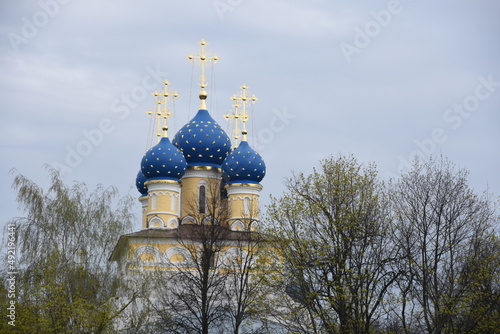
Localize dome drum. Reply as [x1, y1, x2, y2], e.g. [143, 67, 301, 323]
[226, 183, 262, 196]
[145, 179, 182, 192]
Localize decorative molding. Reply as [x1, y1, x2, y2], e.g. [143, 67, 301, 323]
[170, 193, 177, 211]
[182, 168, 221, 180]
[147, 182, 181, 192]
[151, 193, 157, 211]
[148, 191, 180, 197]
[139, 197, 148, 207]
[149, 216, 164, 229]
[227, 185, 261, 196]
[243, 196, 250, 215]
[145, 179, 180, 185]
[228, 195, 258, 202]
[166, 218, 179, 229]
[165, 246, 192, 265]
[230, 220, 246, 231]
[227, 182, 262, 189]
[249, 220, 259, 231]
[220, 247, 249, 268]
[133, 245, 163, 263]
[189, 166, 222, 172]
[147, 210, 178, 216]
[181, 216, 197, 225]
[202, 215, 218, 225]
[228, 217, 260, 224]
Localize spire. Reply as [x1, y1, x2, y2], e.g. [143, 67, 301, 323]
[225, 84, 257, 148]
[148, 80, 178, 141]
[187, 39, 219, 110]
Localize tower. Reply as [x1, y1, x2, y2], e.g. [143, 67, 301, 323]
[172, 39, 231, 223]
[222, 84, 265, 231]
[137, 81, 186, 229]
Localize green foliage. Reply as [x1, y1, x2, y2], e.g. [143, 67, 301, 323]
[265, 155, 399, 334]
[1, 167, 135, 333]
[265, 155, 500, 334]
[3, 156, 496, 334]
[457, 234, 500, 333]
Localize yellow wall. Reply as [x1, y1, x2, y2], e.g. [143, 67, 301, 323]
[227, 194, 260, 220]
[144, 180, 181, 228]
[179, 176, 200, 218]
[179, 168, 223, 221]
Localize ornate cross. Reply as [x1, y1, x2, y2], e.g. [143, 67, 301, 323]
[187, 39, 219, 109]
[148, 80, 179, 140]
[225, 84, 258, 147]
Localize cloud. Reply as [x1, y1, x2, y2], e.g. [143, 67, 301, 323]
[0, 0, 498, 229]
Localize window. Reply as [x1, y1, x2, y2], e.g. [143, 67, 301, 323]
[199, 185, 206, 214]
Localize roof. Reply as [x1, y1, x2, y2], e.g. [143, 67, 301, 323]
[172, 109, 231, 167]
[109, 224, 261, 261]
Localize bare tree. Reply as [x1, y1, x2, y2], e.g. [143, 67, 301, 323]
[150, 180, 229, 333]
[220, 219, 274, 334]
[389, 157, 499, 333]
[149, 179, 272, 334]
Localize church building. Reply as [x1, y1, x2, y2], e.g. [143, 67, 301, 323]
[110, 39, 267, 284]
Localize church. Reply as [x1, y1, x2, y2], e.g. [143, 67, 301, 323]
[108, 41, 277, 332]
[110, 39, 266, 272]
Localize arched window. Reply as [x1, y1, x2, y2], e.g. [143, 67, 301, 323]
[199, 185, 206, 214]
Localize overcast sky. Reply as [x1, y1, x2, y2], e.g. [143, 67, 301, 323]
[1, 0, 499, 229]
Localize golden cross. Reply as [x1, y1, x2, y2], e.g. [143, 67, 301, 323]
[148, 80, 179, 140]
[224, 98, 242, 149]
[231, 84, 258, 144]
[225, 84, 258, 147]
[187, 39, 219, 109]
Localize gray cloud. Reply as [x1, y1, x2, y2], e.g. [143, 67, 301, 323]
[1, 0, 499, 226]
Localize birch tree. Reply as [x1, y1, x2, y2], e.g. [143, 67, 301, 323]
[1, 167, 135, 333]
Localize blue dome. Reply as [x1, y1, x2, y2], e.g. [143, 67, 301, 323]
[222, 140, 266, 184]
[172, 109, 231, 167]
[135, 170, 148, 196]
[141, 137, 187, 181]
